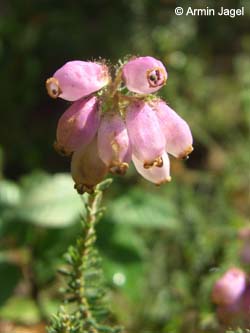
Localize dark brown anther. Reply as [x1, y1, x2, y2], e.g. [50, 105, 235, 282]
[155, 176, 172, 186]
[143, 156, 163, 169]
[143, 161, 154, 169]
[154, 156, 163, 167]
[147, 67, 167, 88]
[109, 162, 129, 175]
[74, 183, 94, 195]
[178, 145, 194, 160]
[53, 141, 72, 157]
[149, 74, 157, 82]
[46, 77, 62, 99]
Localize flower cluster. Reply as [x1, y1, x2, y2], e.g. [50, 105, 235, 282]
[212, 268, 246, 306]
[46, 56, 193, 193]
[212, 267, 250, 328]
[211, 228, 250, 328]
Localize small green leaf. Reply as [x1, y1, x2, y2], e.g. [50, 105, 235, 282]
[96, 178, 113, 191]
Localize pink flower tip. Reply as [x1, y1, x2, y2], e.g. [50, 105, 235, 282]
[46, 60, 110, 101]
[122, 56, 167, 94]
[132, 152, 171, 185]
[212, 268, 246, 306]
[152, 100, 193, 159]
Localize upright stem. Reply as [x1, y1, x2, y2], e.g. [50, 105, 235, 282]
[76, 193, 99, 333]
[47, 180, 121, 333]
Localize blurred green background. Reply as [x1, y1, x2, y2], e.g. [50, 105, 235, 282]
[0, 0, 250, 332]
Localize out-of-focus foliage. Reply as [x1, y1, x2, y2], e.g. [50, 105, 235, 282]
[227, 330, 250, 333]
[1, 173, 83, 227]
[0, 0, 250, 332]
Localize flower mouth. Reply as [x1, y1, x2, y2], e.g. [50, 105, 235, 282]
[147, 67, 167, 88]
[74, 183, 94, 194]
[53, 141, 73, 157]
[143, 156, 163, 169]
[109, 162, 129, 175]
[178, 145, 194, 159]
[155, 176, 172, 186]
[46, 77, 62, 98]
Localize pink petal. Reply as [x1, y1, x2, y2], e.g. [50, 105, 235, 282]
[122, 56, 167, 94]
[212, 268, 246, 306]
[46, 61, 110, 101]
[71, 137, 108, 194]
[126, 101, 166, 168]
[153, 100, 193, 158]
[97, 113, 132, 175]
[132, 153, 171, 185]
[55, 96, 100, 156]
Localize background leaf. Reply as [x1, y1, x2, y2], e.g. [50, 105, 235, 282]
[14, 173, 83, 227]
[108, 188, 178, 229]
[0, 262, 22, 306]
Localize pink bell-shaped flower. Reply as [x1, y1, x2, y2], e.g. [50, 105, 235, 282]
[212, 268, 246, 306]
[132, 152, 171, 185]
[55, 96, 100, 156]
[122, 56, 167, 94]
[126, 101, 166, 168]
[97, 113, 132, 175]
[46, 60, 110, 101]
[71, 137, 108, 194]
[152, 100, 193, 159]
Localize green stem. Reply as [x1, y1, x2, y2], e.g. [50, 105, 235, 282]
[47, 179, 121, 333]
[76, 193, 99, 333]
